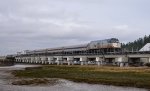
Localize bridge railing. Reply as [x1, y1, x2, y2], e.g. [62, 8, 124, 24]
[14, 50, 150, 57]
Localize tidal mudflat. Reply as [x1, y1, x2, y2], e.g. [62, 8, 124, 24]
[0, 65, 148, 91]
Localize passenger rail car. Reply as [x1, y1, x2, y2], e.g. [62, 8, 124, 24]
[23, 38, 121, 55]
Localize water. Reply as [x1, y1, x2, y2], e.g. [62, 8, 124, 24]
[0, 64, 148, 91]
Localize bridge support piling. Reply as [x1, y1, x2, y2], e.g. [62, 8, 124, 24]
[119, 62, 124, 67]
[96, 57, 103, 66]
[31, 57, 35, 64]
[67, 57, 74, 65]
[80, 57, 87, 65]
[48, 57, 53, 64]
[56, 57, 63, 65]
[41, 56, 46, 64]
[115, 56, 128, 67]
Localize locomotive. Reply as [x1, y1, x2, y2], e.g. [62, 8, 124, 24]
[24, 38, 121, 54]
[88, 38, 121, 49]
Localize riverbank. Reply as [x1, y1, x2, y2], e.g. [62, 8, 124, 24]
[12, 65, 150, 89]
[0, 59, 14, 66]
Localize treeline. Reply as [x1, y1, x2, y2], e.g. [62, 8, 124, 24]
[122, 35, 150, 51]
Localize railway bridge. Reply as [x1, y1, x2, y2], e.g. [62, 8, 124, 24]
[15, 51, 150, 67]
[5, 38, 150, 67]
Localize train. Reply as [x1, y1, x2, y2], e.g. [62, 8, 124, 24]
[24, 38, 121, 54]
[88, 38, 120, 49]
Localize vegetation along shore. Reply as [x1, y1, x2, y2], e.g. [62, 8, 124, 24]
[12, 65, 150, 89]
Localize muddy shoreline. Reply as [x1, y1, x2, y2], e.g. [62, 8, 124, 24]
[0, 65, 148, 91]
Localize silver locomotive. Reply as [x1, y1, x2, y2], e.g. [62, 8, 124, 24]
[88, 38, 121, 49]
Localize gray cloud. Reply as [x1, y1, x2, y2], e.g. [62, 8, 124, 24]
[0, 0, 150, 55]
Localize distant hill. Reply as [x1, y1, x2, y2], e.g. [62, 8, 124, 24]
[122, 35, 150, 51]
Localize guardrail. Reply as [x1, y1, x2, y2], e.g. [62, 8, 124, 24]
[14, 51, 150, 57]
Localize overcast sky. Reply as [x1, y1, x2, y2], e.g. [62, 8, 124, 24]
[0, 0, 150, 55]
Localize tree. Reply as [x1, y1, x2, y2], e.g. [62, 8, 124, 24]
[122, 35, 150, 51]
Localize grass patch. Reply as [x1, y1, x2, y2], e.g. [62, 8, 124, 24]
[12, 65, 150, 89]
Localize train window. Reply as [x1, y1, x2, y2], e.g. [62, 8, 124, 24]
[110, 38, 119, 43]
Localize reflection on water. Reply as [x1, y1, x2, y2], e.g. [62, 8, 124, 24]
[0, 64, 148, 91]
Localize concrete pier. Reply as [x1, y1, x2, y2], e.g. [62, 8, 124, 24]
[96, 57, 103, 66]
[14, 53, 150, 67]
[67, 57, 74, 65]
[56, 57, 63, 65]
[80, 57, 87, 65]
